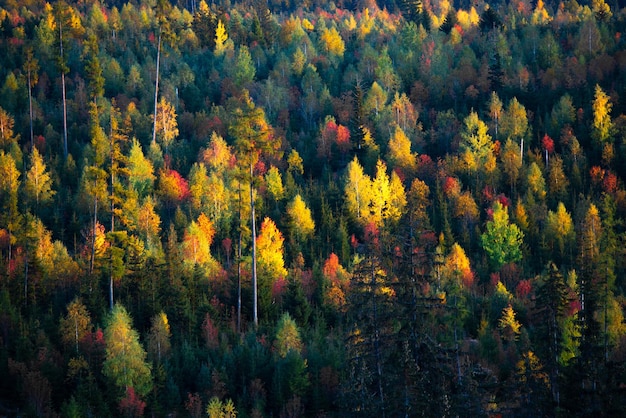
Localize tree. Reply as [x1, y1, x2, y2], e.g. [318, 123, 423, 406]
[103, 304, 152, 397]
[273, 312, 303, 358]
[386, 125, 417, 175]
[229, 92, 278, 327]
[286, 194, 315, 242]
[59, 298, 92, 354]
[546, 202, 575, 259]
[501, 139, 522, 193]
[459, 111, 495, 188]
[53, 1, 81, 158]
[147, 311, 171, 364]
[232, 45, 256, 88]
[154, 97, 179, 154]
[0, 106, 18, 150]
[127, 139, 155, 199]
[24, 147, 55, 211]
[320, 27, 345, 59]
[151, 0, 174, 146]
[481, 201, 524, 271]
[214, 19, 228, 56]
[591, 84, 613, 146]
[257, 217, 287, 318]
[0, 151, 21, 271]
[23, 47, 39, 148]
[487, 91, 503, 139]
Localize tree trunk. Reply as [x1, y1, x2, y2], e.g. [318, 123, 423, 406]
[28, 70, 34, 149]
[250, 162, 258, 327]
[152, 32, 161, 145]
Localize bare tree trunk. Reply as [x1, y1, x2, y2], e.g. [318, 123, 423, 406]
[59, 17, 68, 158]
[28, 70, 34, 149]
[237, 186, 242, 333]
[250, 162, 258, 328]
[152, 32, 162, 145]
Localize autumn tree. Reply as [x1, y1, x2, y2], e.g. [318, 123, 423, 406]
[59, 297, 92, 354]
[0, 151, 21, 270]
[229, 92, 278, 327]
[53, 1, 84, 158]
[286, 194, 315, 244]
[23, 47, 39, 148]
[256, 217, 287, 318]
[546, 202, 575, 261]
[591, 84, 614, 160]
[103, 304, 152, 398]
[481, 201, 524, 271]
[24, 147, 55, 212]
[154, 97, 179, 155]
[459, 111, 495, 190]
[386, 125, 417, 176]
[147, 311, 171, 363]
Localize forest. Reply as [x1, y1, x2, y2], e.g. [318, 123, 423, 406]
[0, 0, 625, 416]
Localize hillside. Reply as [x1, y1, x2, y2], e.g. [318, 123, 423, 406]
[0, 0, 625, 416]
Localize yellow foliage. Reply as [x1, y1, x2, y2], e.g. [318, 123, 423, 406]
[287, 194, 315, 239]
[257, 217, 288, 279]
[320, 27, 345, 57]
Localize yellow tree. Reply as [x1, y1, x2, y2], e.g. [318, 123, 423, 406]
[147, 311, 171, 363]
[501, 138, 522, 193]
[59, 297, 92, 354]
[591, 84, 613, 149]
[103, 304, 152, 397]
[154, 97, 179, 154]
[214, 19, 228, 56]
[320, 27, 345, 58]
[24, 147, 55, 210]
[182, 213, 216, 268]
[286, 194, 315, 242]
[127, 138, 155, 199]
[386, 125, 417, 175]
[546, 202, 575, 259]
[229, 92, 278, 327]
[344, 156, 371, 223]
[460, 111, 495, 189]
[257, 217, 287, 318]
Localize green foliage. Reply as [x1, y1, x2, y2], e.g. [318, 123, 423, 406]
[481, 202, 524, 271]
[1, 1, 626, 416]
[103, 304, 152, 397]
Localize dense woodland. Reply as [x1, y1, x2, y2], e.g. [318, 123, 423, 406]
[0, 0, 626, 416]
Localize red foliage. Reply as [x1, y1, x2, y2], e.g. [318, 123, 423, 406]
[323, 253, 340, 282]
[443, 176, 460, 197]
[161, 169, 190, 203]
[254, 160, 267, 176]
[202, 313, 219, 349]
[490, 272, 501, 287]
[350, 234, 359, 249]
[363, 222, 379, 249]
[462, 270, 475, 289]
[185, 392, 204, 418]
[271, 277, 288, 302]
[590, 166, 606, 186]
[80, 328, 106, 365]
[416, 154, 436, 183]
[603, 171, 618, 194]
[568, 298, 581, 316]
[496, 194, 510, 207]
[119, 386, 146, 417]
[515, 279, 532, 299]
[541, 134, 555, 154]
[482, 185, 495, 203]
[335, 124, 351, 154]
